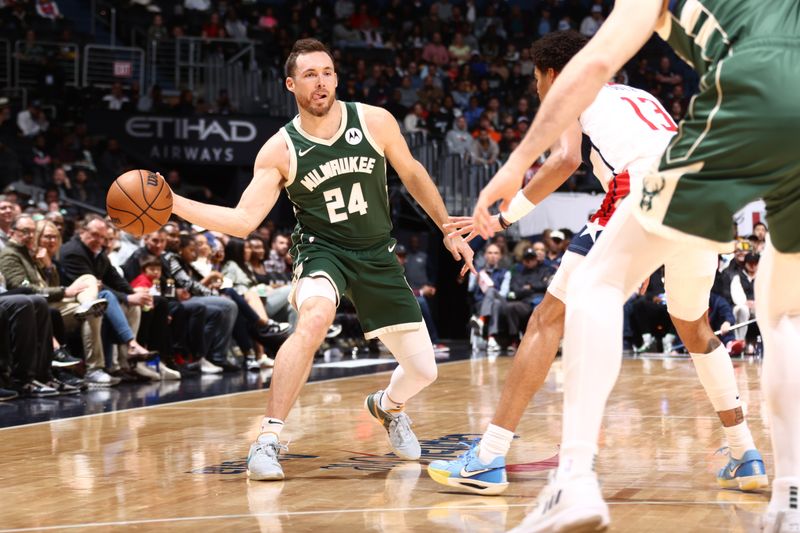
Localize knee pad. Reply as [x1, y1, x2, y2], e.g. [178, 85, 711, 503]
[664, 249, 717, 321]
[292, 275, 339, 311]
[380, 326, 437, 384]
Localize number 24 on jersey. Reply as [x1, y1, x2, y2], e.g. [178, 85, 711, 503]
[324, 182, 369, 223]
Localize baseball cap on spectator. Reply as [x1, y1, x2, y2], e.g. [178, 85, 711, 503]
[395, 244, 407, 256]
[517, 116, 530, 123]
[522, 247, 537, 259]
[550, 230, 565, 242]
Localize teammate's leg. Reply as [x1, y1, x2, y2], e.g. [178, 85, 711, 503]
[664, 250, 766, 491]
[248, 276, 336, 481]
[427, 252, 581, 494]
[365, 326, 437, 460]
[756, 239, 800, 531]
[511, 198, 679, 532]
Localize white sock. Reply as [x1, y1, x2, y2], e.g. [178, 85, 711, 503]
[723, 421, 756, 460]
[380, 391, 404, 411]
[258, 417, 284, 442]
[690, 345, 742, 412]
[769, 477, 800, 512]
[478, 423, 515, 463]
[557, 441, 597, 479]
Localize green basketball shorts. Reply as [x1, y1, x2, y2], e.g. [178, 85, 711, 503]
[630, 38, 800, 253]
[289, 232, 423, 339]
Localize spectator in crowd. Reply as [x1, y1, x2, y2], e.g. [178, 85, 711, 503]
[543, 229, 566, 269]
[0, 197, 16, 250]
[122, 229, 167, 281]
[422, 32, 450, 66]
[225, 9, 247, 40]
[708, 292, 736, 351]
[103, 82, 130, 111]
[17, 101, 49, 138]
[0, 291, 68, 397]
[654, 55, 683, 100]
[396, 244, 448, 354]
[164, 233, 238, 373]
[579, 5, 604, 37]
[69, 168, 103, 208]
[147, 14, 168, 42]
[61, 216, 156, 385]
[449, 32, 471, 65]
[403, 102, 428, 135]
[446, 115, 473, 158]
[264, 232, 291, 275]
[752, 221, 768, 252]
[202, 12, 226, 39]
[502, 247, 555, 342]
[716, 239, 750, 303]
[730, 251, 759, 343]
[470, 128, 499, 165]
[468, 243, 510, 353]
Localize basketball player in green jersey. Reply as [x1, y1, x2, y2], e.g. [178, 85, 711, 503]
[463, 1, 800, 531]
[168, 39, 475, 481]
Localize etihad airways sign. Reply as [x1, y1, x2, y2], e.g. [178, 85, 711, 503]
[88, 112, 284, 166]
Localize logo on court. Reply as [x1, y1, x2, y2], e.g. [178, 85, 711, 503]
[640, 176, 665, 212]
[345, 128, 363, 145]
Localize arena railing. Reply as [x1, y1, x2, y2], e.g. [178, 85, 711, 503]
[13, 40, 79, 88]
[83, 44, 145, 89]
[174, 36, 257, 93]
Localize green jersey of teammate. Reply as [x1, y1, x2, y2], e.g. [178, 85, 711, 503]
[280, 101, 392, 250]
[663, 0, 800, 77]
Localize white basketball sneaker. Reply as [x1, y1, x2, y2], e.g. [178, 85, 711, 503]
[763, 481, 800, 532]
[364, 390, 421, 460]
[247, 434, 288, 481]
[508, 471, 610, 533]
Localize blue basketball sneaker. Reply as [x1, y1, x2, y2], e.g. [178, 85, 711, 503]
[717, 448, 769, 491]
[427, 441, 508, 495]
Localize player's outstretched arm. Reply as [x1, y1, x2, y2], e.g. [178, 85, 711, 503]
[455, 121, 582, 239]
[171, 134, 287, 238]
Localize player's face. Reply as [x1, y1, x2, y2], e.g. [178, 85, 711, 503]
[288, 52, 338, 118]
[533, 67, 555, 101]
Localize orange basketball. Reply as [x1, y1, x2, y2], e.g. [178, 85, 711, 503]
[106, 169, 173, 237]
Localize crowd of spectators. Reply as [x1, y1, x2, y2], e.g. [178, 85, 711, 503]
[464, 220, 768, 357]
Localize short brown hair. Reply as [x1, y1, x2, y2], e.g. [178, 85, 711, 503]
[139, 253, 162, 270]
[284, 38, 334, 78]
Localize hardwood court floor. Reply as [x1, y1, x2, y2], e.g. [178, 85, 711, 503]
[0, 355, 770, 532]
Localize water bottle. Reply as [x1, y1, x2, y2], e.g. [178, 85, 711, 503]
[165, 278, 176, 298]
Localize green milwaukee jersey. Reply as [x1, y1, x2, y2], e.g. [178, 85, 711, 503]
[280, 101, 392, 250]
[662, 0, 800, 78]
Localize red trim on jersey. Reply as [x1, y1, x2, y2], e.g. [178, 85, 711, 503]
[590, 171, 630, 226]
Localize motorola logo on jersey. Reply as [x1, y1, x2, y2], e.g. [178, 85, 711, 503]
[345, 128, 363, 145]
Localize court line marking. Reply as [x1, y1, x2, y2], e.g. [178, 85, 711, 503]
[0, 359, 466, 432]
[148, 405, 766, 421]
[0, 500, 765, 532]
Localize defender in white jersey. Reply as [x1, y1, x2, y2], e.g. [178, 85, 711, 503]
[429, 31, 765, 501]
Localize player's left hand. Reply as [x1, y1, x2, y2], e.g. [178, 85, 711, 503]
[444, 214, 503, 243]
[443, 234, 476, 277]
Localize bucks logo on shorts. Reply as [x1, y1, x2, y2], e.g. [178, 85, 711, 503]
[280, 101, 392, 250]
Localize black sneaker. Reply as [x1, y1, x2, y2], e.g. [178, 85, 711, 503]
[209, 359, 242, 373]
[52, 346, 82, 368]
[55, 371, 88, 392]
[0, 387, 19, 401]
[47, 377, 81, 395]
[21, 380, 59, 398]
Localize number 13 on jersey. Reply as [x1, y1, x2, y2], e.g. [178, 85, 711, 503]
[324, 182, 369, 223]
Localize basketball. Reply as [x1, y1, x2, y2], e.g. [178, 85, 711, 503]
[106, 169, 173, 237]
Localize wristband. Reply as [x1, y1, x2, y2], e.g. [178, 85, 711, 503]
[500, 190, 536, 223]
[498, 213, 511, 230]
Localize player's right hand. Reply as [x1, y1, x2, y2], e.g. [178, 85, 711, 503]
[444, 215, 503, 243]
